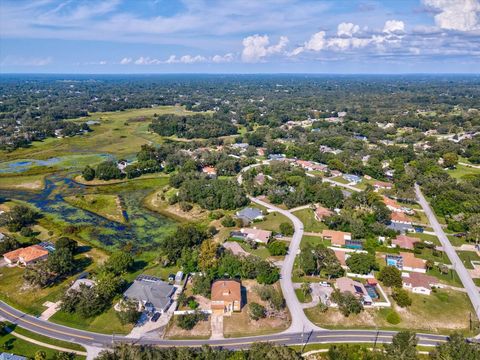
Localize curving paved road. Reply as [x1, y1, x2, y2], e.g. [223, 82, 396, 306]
[247, 195, 321, 333]
[0, 300, 451, 349]
[415, 184, 480, 320]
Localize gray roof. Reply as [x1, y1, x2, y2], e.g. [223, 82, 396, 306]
[236, 207, 263, 221]
[0, 354, 27, 360]
[124, 276, 174, 311]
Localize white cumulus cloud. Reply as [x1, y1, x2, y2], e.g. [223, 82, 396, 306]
[134, 56, 161, 65]
[423, 0, 480, 32]
[337, 22, 360, 36]
[119, 57, 132, 65]
[212, 53, 234, 63]
[241, 34, 289, 62]
[383, 20, 405, 33]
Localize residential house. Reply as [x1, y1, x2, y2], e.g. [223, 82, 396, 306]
[202, 166, 217, 178]
[0, 354, 27, 360]
[335, 277, 372, 305]
[268, 153, 287, 161]
[235, 207, 264, 224]
[68, 278, 96, 293]
[383, 196, 403, 212]
[330, 170, 342, 177]
[343, 174, 362, 184]
[373, 181, 393, 190]
[402, 272, 439, 295]
[392, 235, 420, 250]
[322, 230, 352, 247]
[3, 245, 49, 266]
[233, 228, 272, 244]
[210, 279, 242, 315]
[314, 206, 333, 221]
[386, 252, 426, 273]
[123, 275, 175, 313]
[390, 212, 413, 225]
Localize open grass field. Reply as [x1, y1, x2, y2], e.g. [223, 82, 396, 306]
[253, 210, 291, 233]
[0, 173, 45, 190]
[305, 289, 474, 335]
[292, 208, 327, 233]
[446, 163, 480, 180]
[0, 106, 196, 163]
[64, 194, 125, 223]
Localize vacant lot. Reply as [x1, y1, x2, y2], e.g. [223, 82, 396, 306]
[0, 106, 196, 162]
[223, 280, 290, 337]
[305, 289, 473, 334]
[293, 208, 327, 233]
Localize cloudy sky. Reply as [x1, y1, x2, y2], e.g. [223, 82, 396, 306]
[0, 0, 479, 73]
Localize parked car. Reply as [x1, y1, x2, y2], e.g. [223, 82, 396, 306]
[320, 281, 330, 287]
[453, 233, 466, 238]
[151, 312, 161, 322]
[414, 227, 424, 233]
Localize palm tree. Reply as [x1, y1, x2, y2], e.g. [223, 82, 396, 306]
[301, 282, 311, 297]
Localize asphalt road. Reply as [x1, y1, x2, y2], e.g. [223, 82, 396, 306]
[247, 195, 320, 333]
[415, 183, 480, 320]
[0, 300, 451, 349]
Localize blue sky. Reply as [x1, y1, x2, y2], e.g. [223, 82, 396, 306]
[0, 0, 479, 73]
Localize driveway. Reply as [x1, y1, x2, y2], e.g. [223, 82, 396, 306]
[210, 314, 224, 340]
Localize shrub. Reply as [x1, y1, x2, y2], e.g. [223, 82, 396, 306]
[268, 241, 288, 256]
[279, 222, 294, 236]
[179, 202, 193, 212]
[176, 312, 206, 330]
[386, 311, 401, 324]
[249, 302, 266, 321]
[221, 215, 236, 227]
[392, 287, 412, 307]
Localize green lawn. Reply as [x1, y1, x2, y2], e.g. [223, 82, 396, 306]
[301, 235, 331, 248]
[49, 307, 133, 335]
[253, 210, 292, 233]
[6, 323, 86, 352]
[445, 164, 480, 180]
[238, 241, 271, 259]
[292, 208, 327, 233]
[457, 251, 480, 270]
[0, 332, 85, 359]
[295, 288, 312, 303]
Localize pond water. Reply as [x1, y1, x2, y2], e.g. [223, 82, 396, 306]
[0, 154, 114, 174]
[0, 174, 176, 249]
